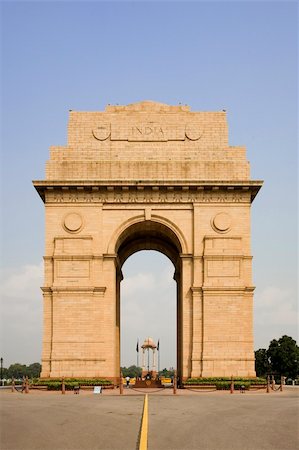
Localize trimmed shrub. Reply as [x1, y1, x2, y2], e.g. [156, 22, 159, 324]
[32, 378, 113, 390]
[183, 377, 266, 389]
[214, 381, 251, 390]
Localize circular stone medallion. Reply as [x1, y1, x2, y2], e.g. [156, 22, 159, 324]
[185, 123, 203, 141]
[92, 123, 111, 141]
[212, 212, 231, 232]
[64, 213, 83, 233]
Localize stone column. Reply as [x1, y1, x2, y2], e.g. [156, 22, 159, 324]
[142, 349, 146, 372]
[40, 287, 53, 378]
[152, 349, 156, 372]
[180, 255, 193, 380]
[191, 287, 203, 377]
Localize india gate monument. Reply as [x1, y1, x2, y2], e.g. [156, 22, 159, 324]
[33, 101, 262, 381]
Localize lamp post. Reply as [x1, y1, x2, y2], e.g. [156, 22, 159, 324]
[0, 357, 3, 386]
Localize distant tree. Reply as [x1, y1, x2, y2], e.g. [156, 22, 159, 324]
[255, 349, 271, 377]
[6, 362, 41, 379]
[7, 364, 27, 379]
[27, 363, 41, 378]
[121, 365, 142, 378]
[1, 368, 9, 379]
[158, 368, 175, 378]
[267, 335, 299, 379]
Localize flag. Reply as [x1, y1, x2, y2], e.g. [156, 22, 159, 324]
[157, 340, 160, 351]
[136, 339, 139, 352]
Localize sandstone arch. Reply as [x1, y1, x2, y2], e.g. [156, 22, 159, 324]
[34, 101, 262, 381]
[107, 214, 188, 259]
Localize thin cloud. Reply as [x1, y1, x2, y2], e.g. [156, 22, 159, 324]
[0, 262, 43, 365]
[254, 286, 297, 326]
[0, 262, 43, 300]
[122, 272, 156, 297]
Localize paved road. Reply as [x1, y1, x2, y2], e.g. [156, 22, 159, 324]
[1, 393, 143, 450]
[1, 388, 298, 450]
[148, 391, 299, 450]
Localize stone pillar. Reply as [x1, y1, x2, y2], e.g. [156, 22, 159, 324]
[40, 287, 53, 378]
[152, 349, 156, 372]
[180, 255, 193, 380]
[191, 287, 203, 377]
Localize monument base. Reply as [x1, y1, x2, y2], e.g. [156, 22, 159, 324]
[134, 379, 163, 388]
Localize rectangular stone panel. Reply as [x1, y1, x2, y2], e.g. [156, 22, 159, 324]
[63, 238, 92, 255]
[54, 237, 92, 255]
[204, 237, 242, 255]
[57, 260, 90, 278]
[207, 259, 240, 277]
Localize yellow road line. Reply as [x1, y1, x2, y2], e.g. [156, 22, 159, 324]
[139, 394, 148, 450]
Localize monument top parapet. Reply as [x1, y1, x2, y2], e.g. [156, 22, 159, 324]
[41, 101, 256, 183]
[66, 101, 228, 145]
[105, 100, 191, 113]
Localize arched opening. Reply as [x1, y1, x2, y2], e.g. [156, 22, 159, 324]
[121, 251, 176, 373]
[114, 220, 183, 379]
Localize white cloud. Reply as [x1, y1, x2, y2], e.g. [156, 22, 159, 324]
[0, 262, 43, 366]
[122, 272, 156, 297]
[254, 285, 298, 326]
[0, 262, 43, 300]
[254, 285, 298, 349]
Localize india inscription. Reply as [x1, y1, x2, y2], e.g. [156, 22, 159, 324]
[92, 121, 203, 141]
[34, 100, 263, 381]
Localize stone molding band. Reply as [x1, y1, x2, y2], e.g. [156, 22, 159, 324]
[34, 181, 262, 203]
[42, 358, 106, 362]
[41, 286, 107, 294]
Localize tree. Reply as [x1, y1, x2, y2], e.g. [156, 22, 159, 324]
[6, 362, 41, 379]
[255, 349, 271, 377]
[267, 335, 299, 379]
[7, 364, 27, 379]
[1, 367, 8, 379]
[158, 368, 175, 378]
[27, 363, 41, 378]
[121, 365, 142, 378]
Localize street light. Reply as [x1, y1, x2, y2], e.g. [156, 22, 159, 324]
[0, 357, 3, 386]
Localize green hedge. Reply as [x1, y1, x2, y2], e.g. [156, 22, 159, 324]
[32, 378, 113, 390]
[183, 377, 267, 389]
[214, 381, 251, 390]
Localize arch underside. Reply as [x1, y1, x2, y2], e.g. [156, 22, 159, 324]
[116, 220, 182, 271]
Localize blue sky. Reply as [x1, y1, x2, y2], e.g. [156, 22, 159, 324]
[0, 1, 297, 368]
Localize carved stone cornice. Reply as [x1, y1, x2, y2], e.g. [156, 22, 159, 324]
[33, 181, 262, 204]
[33, 180, 263, 204]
